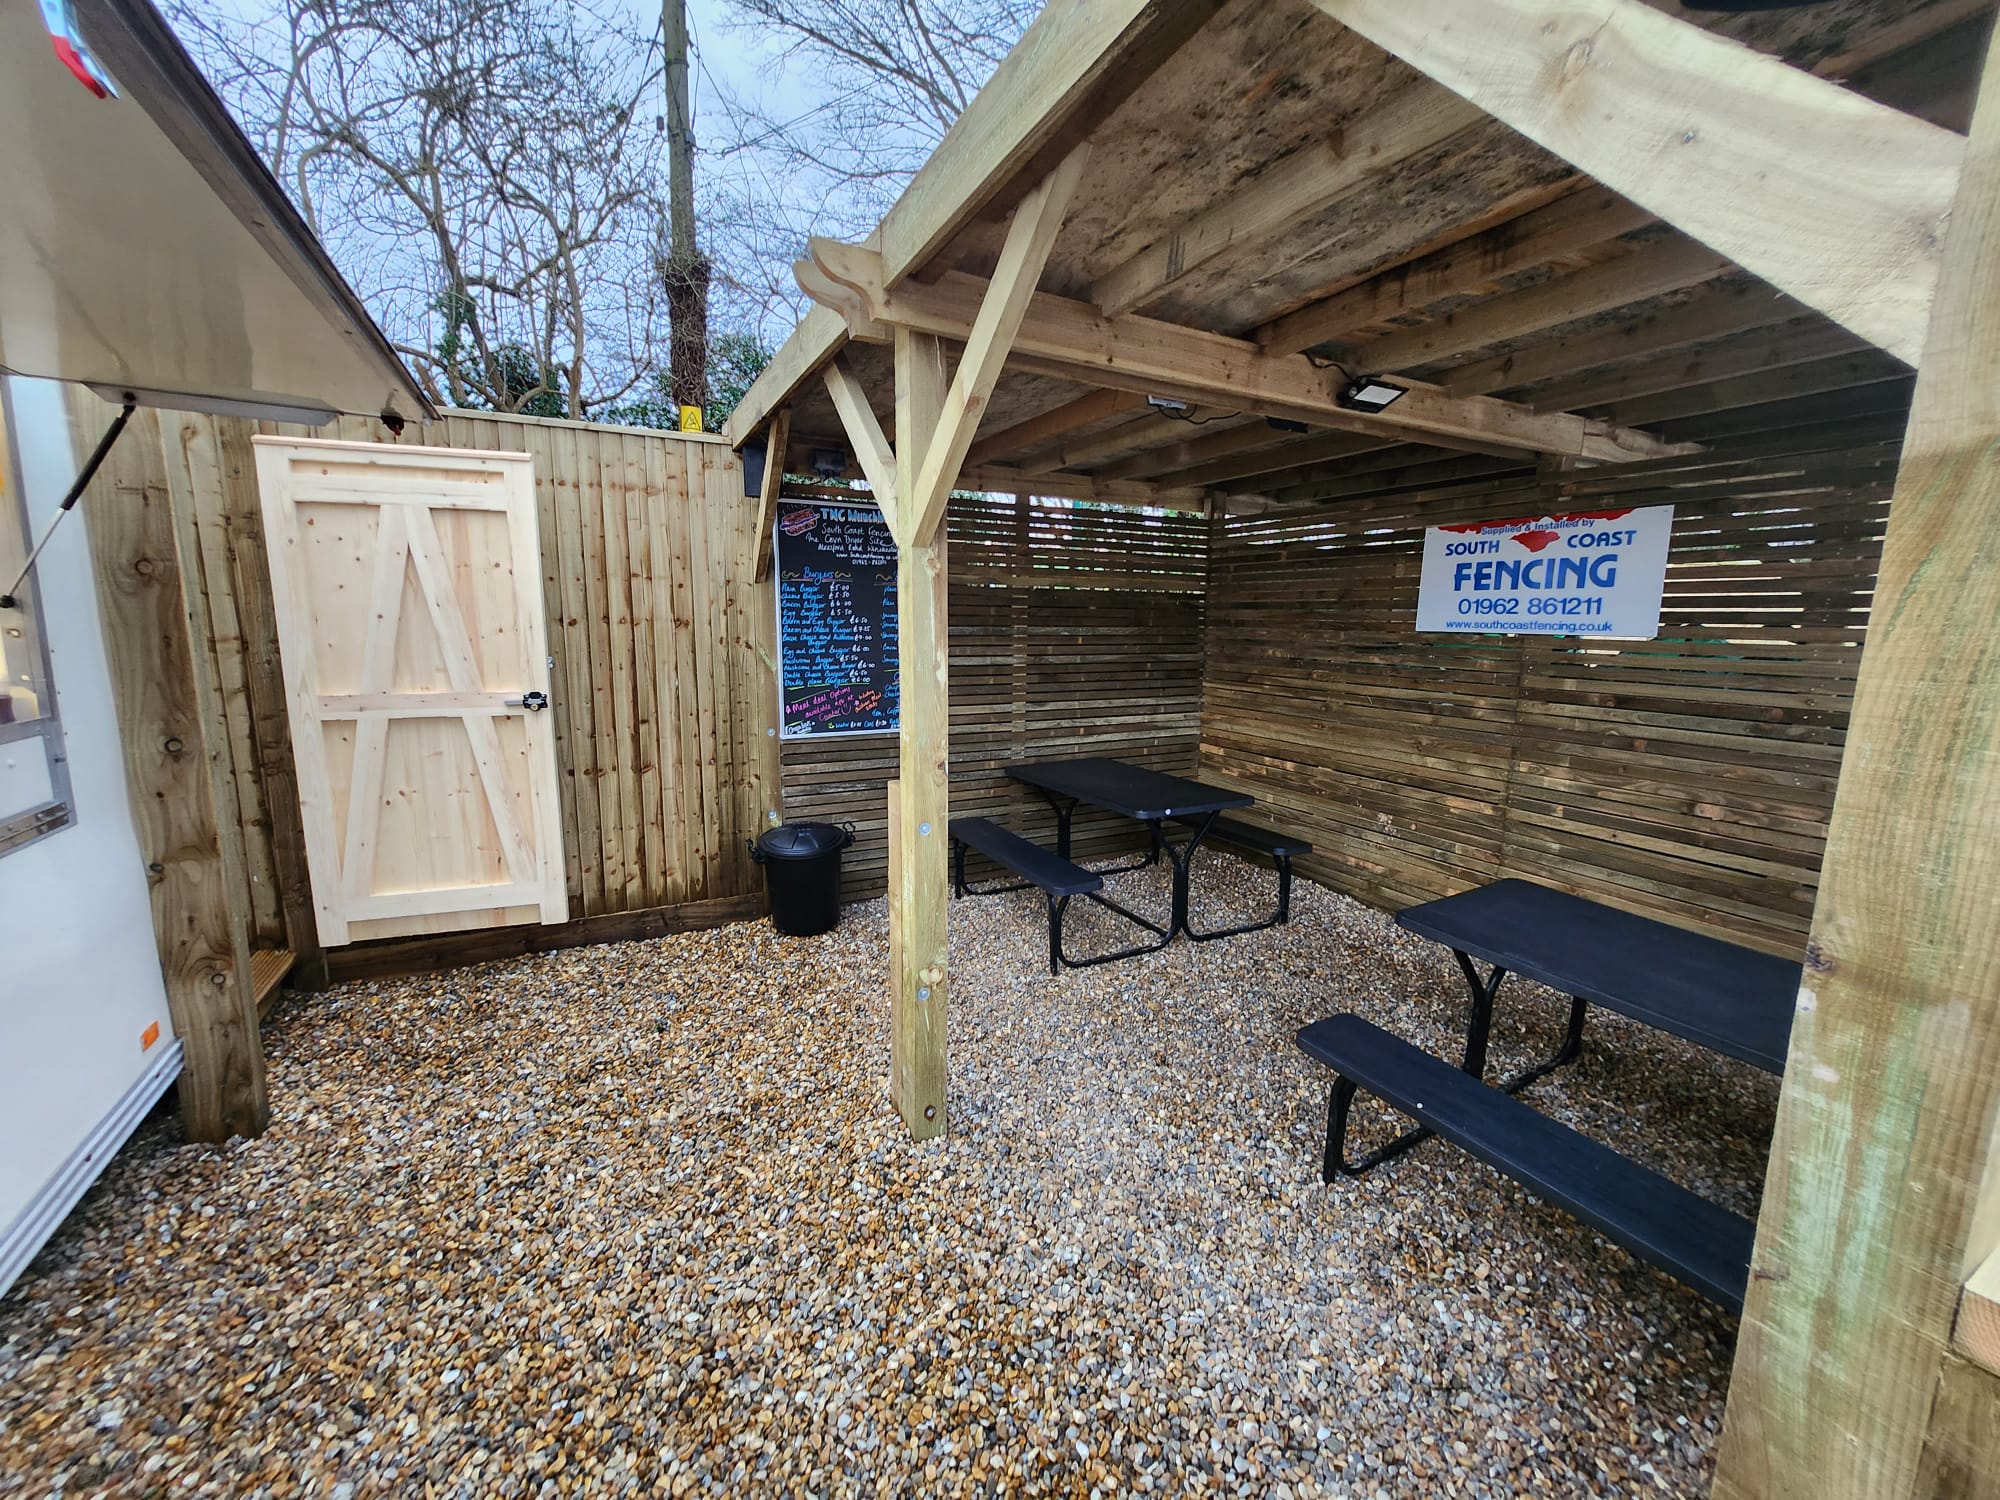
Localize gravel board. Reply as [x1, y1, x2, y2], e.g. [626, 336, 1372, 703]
[0, 853, 1776, 1497]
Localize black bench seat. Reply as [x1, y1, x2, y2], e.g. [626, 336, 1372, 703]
[949, 817, 1170, 972]
[1297, 1013, 1755, 1311]
[948, 816, 1102, 898]
[1164, 815, 1313, 939]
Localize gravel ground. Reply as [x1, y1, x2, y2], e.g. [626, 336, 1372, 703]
[0, 853, 1776, 1498]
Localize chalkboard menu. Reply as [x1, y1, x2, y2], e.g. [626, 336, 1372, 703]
[774, 500, 898, 738]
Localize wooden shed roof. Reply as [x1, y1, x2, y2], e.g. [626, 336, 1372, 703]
[726, 0, 1987, 512]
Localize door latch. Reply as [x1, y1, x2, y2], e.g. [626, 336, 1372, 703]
[506, 690, 550, 712]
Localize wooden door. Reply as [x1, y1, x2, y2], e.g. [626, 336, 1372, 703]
[252, 436, 567, 946]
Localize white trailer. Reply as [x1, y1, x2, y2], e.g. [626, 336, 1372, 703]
[0, 0, 429, 1292]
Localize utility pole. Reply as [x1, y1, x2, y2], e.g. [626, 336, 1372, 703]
[663, 0, 711, 427]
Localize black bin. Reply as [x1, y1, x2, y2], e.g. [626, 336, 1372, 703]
[751, 822, 854, 936]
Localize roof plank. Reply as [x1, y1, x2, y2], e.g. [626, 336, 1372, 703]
[1314, 0, 1963, 364]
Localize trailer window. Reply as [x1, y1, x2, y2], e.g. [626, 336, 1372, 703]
[0, 385, 73, 857]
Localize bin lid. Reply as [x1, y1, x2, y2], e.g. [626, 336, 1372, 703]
[756, 821, 851, 859]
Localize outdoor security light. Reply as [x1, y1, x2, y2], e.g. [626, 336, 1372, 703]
[811, 447, 848, 478]
[1335, 377, 1407, 414]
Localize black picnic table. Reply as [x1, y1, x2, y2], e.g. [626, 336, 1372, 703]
[1298, 880, 1802, 1307]
[1396, 878, 1802, 1087]
[1007, 757, 1251, 940]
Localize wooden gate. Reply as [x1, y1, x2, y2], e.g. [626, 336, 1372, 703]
[252, 436, 567, 946]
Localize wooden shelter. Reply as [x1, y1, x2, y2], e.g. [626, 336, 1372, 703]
[720, 1, 2000, 1493]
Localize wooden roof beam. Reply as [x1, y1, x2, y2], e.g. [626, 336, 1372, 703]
[1147, 430, 1398, 490]
[1093, 417, 1341, 482]
[1089, 83, 1485, 316]
[962, 388, 1147, 468]
[958, 466, 1209, 508]
[1022, 409, 1248, 474]
[1442, 278, 1811, 399]
[722, 302, 855, 450]
[878, 0, 1222, 289]
[1255, 183, 1654, 357]
[1349, 233, 1735, 376]
[797, 239, 1694, 465]
[1519, 319, 1872, 417]
[1313, 0, 1964, 365]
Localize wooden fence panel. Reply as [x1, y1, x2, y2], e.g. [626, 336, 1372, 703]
[82, 382, 1892, 967]
[1202, 438, 1898, 955]
[781, 492, 1211, 903]
[74, 396, 774, 967]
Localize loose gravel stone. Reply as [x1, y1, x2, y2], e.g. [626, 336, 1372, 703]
[0, 853, 1772, 1497]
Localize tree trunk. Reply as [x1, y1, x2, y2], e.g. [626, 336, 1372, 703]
[663, 0, 710, 417]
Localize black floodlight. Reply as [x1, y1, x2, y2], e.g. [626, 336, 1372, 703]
[810, 447, 848, 478]
[1336, 377, 1407, 414]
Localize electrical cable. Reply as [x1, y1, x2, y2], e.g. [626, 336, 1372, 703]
[1157, 407, 1243, 426]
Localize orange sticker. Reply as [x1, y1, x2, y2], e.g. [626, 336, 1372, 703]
[140, 1021, 160, 1051]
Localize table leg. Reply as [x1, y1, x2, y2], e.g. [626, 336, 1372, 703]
[1454, 949, 1507, 1078]
[1030, 788, 1077, 859]
[1451, 949, 1588, 1092]
[1160, 809, 1220, 938]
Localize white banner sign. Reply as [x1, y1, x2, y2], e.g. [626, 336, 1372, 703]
[1416, 505, 1674, 639]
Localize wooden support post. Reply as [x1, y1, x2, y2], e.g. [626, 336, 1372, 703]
[889, 328, 951, 1138]
[84, 410, 270, 1142]
[1716, 20, 2000, 1498]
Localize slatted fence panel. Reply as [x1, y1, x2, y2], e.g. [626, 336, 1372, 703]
[75, 393, 777, 967]
[782, 494, 1209, 902]
[1202, 439, 1897, 955]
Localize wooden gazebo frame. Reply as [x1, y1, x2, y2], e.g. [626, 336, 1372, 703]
[722, 2, 2000, 1492]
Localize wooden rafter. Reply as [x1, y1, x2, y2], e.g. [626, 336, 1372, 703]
[750, 406, 793, 582]
[959, 466, 1207, 507]
[1442, 278, 1810, 399]
[1089, 83, 1484, 316]
[1519, 319, 1868, 415]
[1092, 418, 1325, 483]
[1022, 411, 1242, 474]
[963, 388, 1146, 468]
[1589, 348, 1907, 430]
[878, 1, 1220, 288]
[723, 304, 851, 449]
[1147, 430, 1394, 491]
[1255, 184, 1654, 356]
[1351, 234, 1734, 375]
[1313, 0, 1964, 365]
[798, 240, 1693, 463]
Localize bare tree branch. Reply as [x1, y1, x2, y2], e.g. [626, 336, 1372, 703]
[169, 0, 668, 417]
